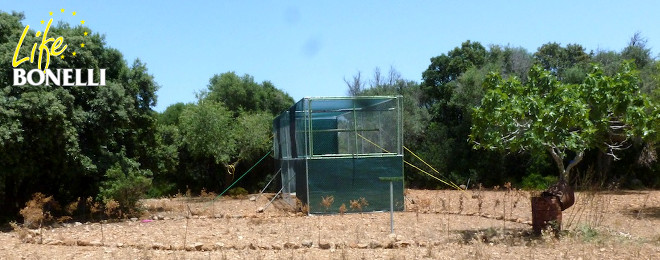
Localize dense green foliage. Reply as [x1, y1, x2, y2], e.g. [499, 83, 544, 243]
[415, 40, 659, 189]
[0, 12, 160, 219]
[349, 40, 658, 190]
[471, 62, 656, 181]
[154, 72, 293, 196]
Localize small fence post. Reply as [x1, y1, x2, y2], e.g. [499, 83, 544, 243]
[379, 177, 403, 234]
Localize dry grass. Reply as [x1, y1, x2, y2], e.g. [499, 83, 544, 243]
[2, 189, 658, 259]
[320, 195, 334, 212]
[339, 203, 347, 215]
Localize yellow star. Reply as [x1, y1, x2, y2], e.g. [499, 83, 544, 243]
[49, 12, 53, 16]
[60, 55, 65, 59]
[80, 43, 85, 48]
[72, 52, 77, 56]
[80, 20, 85, 25]
[84, 31, 88, 36]
[72, 11, 77, 16]
[60, 9, 65, 13]
[40, 20, 44, 24]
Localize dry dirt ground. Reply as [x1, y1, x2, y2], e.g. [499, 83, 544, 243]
[1, 189, 659, 260]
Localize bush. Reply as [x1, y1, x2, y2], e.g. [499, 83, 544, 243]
[19, 193, 58, 228]
[521, 172, 558, 190]
[99, 159, 152, 214]
[227, 187, 248, 198]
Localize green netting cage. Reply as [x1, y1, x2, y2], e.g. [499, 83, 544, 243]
[273, 96, 404, 214]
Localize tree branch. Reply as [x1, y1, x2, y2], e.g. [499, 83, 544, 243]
[564, 151, 584, 180]
[548, 146, 565, 177]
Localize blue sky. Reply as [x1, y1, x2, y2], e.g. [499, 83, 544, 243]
[3, 1, 659, 112]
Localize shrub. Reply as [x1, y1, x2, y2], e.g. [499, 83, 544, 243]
[320, 195, 334, 212]
[338, 203, 347, 215]
[99, 159, 152, 214]
[19, 193, 58, 229]
[227, 187, 248, 198]
[521, 172, 558, 190]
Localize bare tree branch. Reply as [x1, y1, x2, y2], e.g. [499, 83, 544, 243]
[344, 71, 365, 96]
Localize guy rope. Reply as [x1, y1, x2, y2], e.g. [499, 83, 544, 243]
[355, 132, 465, 192]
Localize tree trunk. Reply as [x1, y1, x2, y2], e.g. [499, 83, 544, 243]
[531, 147, 581, 235]
[543, 179, 574, 211]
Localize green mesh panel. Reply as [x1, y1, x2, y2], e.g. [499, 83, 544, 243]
[311, 119, 338, 155]
[274, 96, 404, 214]
[306, 156, 404, 214]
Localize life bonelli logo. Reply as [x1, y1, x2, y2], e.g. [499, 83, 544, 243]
[11, 8, 106, 86]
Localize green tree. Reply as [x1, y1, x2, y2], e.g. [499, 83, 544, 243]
[419, 42, 531, 187]
[203, 72, 293, 115]
[156, 72, 292, 194]
[0, 11, 160, 219]
[534, 42, 591, 83]
[622, 32, 652, 70]
[471, 62, 657, 183]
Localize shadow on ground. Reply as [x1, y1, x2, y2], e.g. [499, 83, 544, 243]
[625, 206, 660, 219]
[456, 228, 536, 245]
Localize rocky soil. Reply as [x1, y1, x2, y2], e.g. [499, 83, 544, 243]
[1, 189, 658, 259]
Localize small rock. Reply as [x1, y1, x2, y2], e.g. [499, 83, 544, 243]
[130, 218, 138, 222]
[380, 240, 393, 249]
[301, 240, 313, 248]
[356, 243, 368, 249]
[45, 239, 63, 246]
[90, 240, 103, 246]
[257, 207, 265, 213]
[152, 243, 165, 250]
[271, 244, 282, 250]
[318, 242, 332, 249]
[214, 242, 225, 249]
[249, 196, 256, 201]
[202, 244, 214, 251]
[193, 242, 204, 251]
[368, 241, 382, 249]
[387, 233, 399, 242]
[258, 244, 271, 250]
[394, 241, 412, 248]
[284, 242, 299, 249]
[74, 222, 82, 227]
